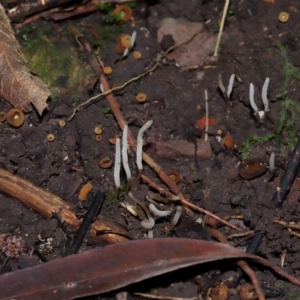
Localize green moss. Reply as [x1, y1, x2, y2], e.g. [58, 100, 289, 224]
[240, 44, 300, 158]
[92, 23, 123, 47]
[19, 22, 95, 99]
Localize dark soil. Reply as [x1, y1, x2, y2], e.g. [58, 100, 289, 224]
[1, 0, 300, 299]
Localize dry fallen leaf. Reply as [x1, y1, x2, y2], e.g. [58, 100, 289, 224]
[0, 238, 300, 299]
[0, 3, 50, 115]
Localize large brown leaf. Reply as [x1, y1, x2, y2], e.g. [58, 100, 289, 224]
[0, 4, 50, 115]
[0, 238, 299, 299]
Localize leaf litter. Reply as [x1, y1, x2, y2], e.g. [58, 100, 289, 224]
[0, 3, 50, 115]
[0, 238, 299, 299]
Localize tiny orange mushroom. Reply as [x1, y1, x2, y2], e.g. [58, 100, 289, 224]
[224, 135, 234, 149]
[78, 183, 93, 201]
[196, 116, 216, 131]
[113, 5, 132, 23]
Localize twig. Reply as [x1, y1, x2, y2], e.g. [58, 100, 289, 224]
[209, 228, 265, 300]
[214, 0, 230, 57]
[134, 292, 196, 300]
[68, 63, 158, 121]
[234, 232, 264, 287]
[66, 190, 105, 255]
[181, 199, 240, 231]
[272, 137, 300, 206]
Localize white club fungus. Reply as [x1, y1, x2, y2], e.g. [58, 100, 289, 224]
[249, 83, 259, 113]
[149, 203, 172, 218]
[122, 125, 131, 193]
[262, 77, 270, 112]
[114, 138, 121, 196]
[136, 120, 153, 187]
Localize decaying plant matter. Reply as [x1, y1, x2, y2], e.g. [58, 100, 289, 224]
[0, 238, 300, 300]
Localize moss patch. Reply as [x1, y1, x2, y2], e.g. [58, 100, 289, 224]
[19, 22, 95, 99]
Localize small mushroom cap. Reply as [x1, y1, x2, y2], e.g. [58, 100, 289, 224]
[103, 67, 112, 75]
[120, 34, 132, 48]
[0, 112, 6, 123]
[279, 12, 289, 22]
[136, 93, 147, 103]
[58, 120, 66, 127]
[113, 5, 132, 23]
[7, 109, 25, 128]
[133, 51, 142, 59]
[47, 134, 55, 142]
[99, 157, 113, 168]
[95, 135, 102, 142]
[94, 126, 102, 135]
[115, 43, 125, 54]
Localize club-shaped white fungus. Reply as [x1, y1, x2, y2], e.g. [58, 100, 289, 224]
[100, 83, 104, 93]
[170, 205, 182, 230]
[130, 31, 137, 48]
[122, 47, 129, 57]
[136, 120, 153, 187]
[262, 77, 270, 112]
[114, 138, 121, 195]
[269, 152, 275, 172]
[249, 83, 259, 113]
[122, 125, 131, 193]
[227, 74, 235, 98]
[149, 203, 172, 217]
[218, 74, 226, 94]
[147, 229, 153, 239]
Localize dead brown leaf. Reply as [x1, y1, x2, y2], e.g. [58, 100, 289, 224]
[0, 238, 299, 299]
[0, 3, 50, 115]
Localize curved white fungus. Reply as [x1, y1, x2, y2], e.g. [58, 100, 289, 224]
[227, 74, 235, 98]
[114, 138, 121, 192]
[249, 83, 259, 113]
[170, 206, 182, 230]
[136, 120, 153, 187]
[122, 125, 131, 192]
[269, 152, 275, 172]
[149, 203, 172, 217]
[262, 77, 270, 112]
[130, 31, 137, 48]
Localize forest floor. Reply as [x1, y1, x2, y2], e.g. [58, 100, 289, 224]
[1, 0, 300, 299]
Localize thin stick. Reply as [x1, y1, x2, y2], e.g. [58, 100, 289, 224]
[66, 190, 105, 255]
[210, 228, 265, 300]
[205, 89, 208, 141]
[214, 0, 230, 57]
[68, 63, 159, 121]
[181, 199, 240, 231]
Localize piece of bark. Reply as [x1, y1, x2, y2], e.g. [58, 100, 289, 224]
[0, 167, 128, 244]
[148, 138, 212, 160]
